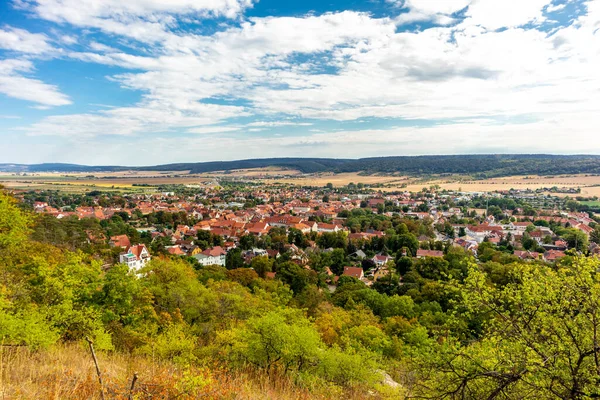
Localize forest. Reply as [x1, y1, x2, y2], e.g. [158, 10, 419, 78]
[2, 188, 600, 399]
[3, 154, 600, 177]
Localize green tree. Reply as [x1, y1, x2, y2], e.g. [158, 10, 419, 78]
[250, 255, 273, 278]
[226, 247, 245, 270]
[418, 257, 600, 398]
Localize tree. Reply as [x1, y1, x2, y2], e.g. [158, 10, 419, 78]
[250, 255, 273, 278]
[397, 233, 419, 257]
[417, 257, 600, 398]
[329, 248, 346, 275]
[395, 255, 413, 275]
[277, 261, 316, 294]
[226, 268, 259, 287]
[591, 227, 600, 244]
[0, 190, 32, 253]
[563, 228, 588, 252]
[226, 247, 245, 270]
[414, 257, 450, 280]
[239, 234, 257, 250]
[219, 308, 322, 375]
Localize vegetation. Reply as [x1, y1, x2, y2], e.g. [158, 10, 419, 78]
[3, 188, 600, 398]
[4, 154, 600, 177]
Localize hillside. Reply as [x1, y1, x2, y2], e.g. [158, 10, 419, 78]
[2, 154, 600, 177]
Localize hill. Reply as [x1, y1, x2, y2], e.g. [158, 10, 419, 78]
[2, 154, 600, 177]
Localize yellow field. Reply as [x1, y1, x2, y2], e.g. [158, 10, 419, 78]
[261, 172, 600, 196]
[3, 169, 600, 197]
[0, 171, 211, 193]
[264, 172, 410, 187]
[203, 166, 303, 177]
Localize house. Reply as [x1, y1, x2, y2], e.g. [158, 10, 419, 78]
[119, 244, 151, 271]
[466, 224, 503, 243]
[544, 250, 567, 262]
[246, 221, 270, 236]
[416, 249, 444, 258]
[350, 250, 367, 260]
[166, 245, 186, 256]
[194, 246, 227, 266]
[343, 266, 364, 280]
[514, 250, 540, 260]
[110, 234, 131, 249]
[372, 254, 394, 266]
[317, 223, 343, 233]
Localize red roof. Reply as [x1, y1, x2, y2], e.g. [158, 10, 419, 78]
[110, 234, 131, 249]
[126, 244, 149, 260]
[202, 246, 227, 257]
[343, 266, 364, 279]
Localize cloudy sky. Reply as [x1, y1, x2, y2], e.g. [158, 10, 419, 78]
[0, 0, 599, 165]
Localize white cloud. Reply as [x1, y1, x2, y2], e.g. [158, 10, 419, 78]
[0, 26, 55, 54]
[394, 0, 555, 29]
[393, 0, 469, 24]
[188, 126, 241, 134]
[6, 1, 600, 163]
[246, 121, 313, 127]
[463, 0, 553, 29]
[23, 101, 247, 137]
[18, 0, 255, 44]
[0, 59, 71, 106]
[546, 3, 567, 12]
[59, 34, 78, 45]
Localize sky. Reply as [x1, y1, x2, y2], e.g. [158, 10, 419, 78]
[0, 0, 599, 166]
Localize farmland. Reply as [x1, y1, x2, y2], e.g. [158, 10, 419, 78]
[3, 169, 600, 198]
[0, 170, 213, 193]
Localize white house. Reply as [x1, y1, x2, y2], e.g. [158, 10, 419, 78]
[194, 246, 227, 266]
[120, 244, 151, 271]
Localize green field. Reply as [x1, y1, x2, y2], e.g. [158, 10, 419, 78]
[579, 200, 600, 207]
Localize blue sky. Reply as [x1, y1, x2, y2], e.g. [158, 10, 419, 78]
[0, 0, 598, 165]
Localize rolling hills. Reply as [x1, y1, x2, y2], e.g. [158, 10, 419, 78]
[2, 154, 600, 177]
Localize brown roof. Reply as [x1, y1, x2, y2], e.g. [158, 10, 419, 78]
[343, 266, 363, 279]
[110, 234, 131, 249]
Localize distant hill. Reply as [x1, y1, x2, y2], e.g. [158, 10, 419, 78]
[139, 158, 351, 174]
[2, 155, 600, 177]
[336, 155, 600, 178]
[0, 163, 125, 173]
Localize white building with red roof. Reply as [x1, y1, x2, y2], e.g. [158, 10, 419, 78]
[119, 244, 151, 271]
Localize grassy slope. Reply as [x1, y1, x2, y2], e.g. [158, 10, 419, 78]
[1, 345, 385, 399]
[1, 345, 302, 399]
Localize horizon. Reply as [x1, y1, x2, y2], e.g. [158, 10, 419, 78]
[1, 153, 600, 169]
[1, 0, 600, 164]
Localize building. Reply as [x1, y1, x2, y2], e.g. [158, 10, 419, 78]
[343, 266, 364, 279]
[194, 246, 227, 266]
[119, 244, 151, 271]
[110, 234, 131, 249]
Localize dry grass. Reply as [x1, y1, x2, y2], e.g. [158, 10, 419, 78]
[0, 345, 378, 400]
[263, 173, 408, 187]
[203, 167, 303, 177]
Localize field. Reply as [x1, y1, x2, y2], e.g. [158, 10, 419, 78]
[3, 169, 600, 197]
[579, 200, 600, 207]
[203, 166, 303, 177]
[263, 172, 411, 187]
[0, 171, 213, 193]
[264, 172, 600, 196]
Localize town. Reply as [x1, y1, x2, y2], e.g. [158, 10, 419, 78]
[18, 179, 600, 288]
